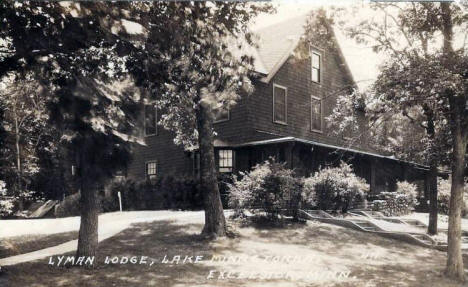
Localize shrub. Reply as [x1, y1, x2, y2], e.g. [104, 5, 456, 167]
[55, 176, 202, 217]
[370, 181, 418, 216]
[105, 176, 202, 211]
[55, 192, 81, 217]
[437, 177, 468, 216]
[0, 180, 6, 196]
[302, 162, 369, 213]
[437, 178, 451, 215]
[0, 181, 13, 218]
[228, 159, 302, 220]
[0, 197, 15, 218]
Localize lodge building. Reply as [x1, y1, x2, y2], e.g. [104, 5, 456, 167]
[127, 15, 429, 197]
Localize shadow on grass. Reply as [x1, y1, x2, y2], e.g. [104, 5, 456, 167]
[0, 232, 78, 259]
[246, 219, 463, 287]
[3, 220, 237, 287]
[1, 218, 465, 287]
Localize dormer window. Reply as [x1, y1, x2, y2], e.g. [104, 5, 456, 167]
[311, 51, 321, 83]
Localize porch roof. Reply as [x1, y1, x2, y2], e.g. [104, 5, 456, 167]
[225, 136, 429, 171]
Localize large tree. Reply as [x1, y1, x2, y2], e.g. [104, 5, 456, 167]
[125, 2, 272, 237]
[0, 1, 142, 259]
[331, 2, 468, 280]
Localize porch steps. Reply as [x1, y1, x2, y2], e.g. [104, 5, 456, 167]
[408, 233, 436, 246]
[399, 219, 427, 228]
[298, 209, 445, 249]
[351, 210, 428, 228]
[350, 220, 383, 232]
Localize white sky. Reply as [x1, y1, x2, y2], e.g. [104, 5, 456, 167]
[251, 0, 393, 90]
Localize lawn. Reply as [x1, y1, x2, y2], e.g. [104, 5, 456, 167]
[1, 214, 465, 287]
[0, 231, 78, 259]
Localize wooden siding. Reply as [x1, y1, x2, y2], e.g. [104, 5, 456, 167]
[128, 40, 375, 179]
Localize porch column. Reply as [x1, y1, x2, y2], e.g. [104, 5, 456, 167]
[370, 158, 377, 194]
[283, 142, 295, 170]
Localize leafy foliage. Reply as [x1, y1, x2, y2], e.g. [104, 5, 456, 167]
[328, 3, 468, 167]
[1, 2, 145, 200]
[370, 181, 418, 216]
[124, 2, 272, 148]
[0, 74, 55, 199]
[302, 162, 369, 213]
[0, 180, 14, 217]
[228, 159, 302, 220]
[105, 176, 203, 212]
[0, 197, 15, 218]
[437, 177, 468, 216]
[54, 192, 81, 218]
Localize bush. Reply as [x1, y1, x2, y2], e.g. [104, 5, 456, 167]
[0, 180, 14, 218]
[55, 192, 81, 217]
[302, 162, 369, 213]
[0, 180, 6, 196]
[54, 176, 202, 217]
[105, 176, 202, 211]
[370, 181, 417, 216]
[438, 178, 451, 215]
[228, 159, 302, 220]
[0, 197, 15, 218]
[437, 177, 468, 216]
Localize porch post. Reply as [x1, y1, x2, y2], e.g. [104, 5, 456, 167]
[370, 158, 377, 194]
[284, 142, 295, 170]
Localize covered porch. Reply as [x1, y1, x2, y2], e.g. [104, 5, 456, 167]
[214, 137, 429, 198]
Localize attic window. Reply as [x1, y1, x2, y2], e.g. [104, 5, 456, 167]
[311, 51, 321, 83]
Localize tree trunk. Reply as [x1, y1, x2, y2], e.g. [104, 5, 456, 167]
[76, 180, 99, 263]
[76, 148, 99, 264]
[445, 121, 467, 281]
[196, 102, 226, 238]
[441, 2, 466, 281]
[14, 114, 23, 211]
[428, 163, 438, 235]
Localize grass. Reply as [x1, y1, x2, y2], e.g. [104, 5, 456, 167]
[1, 216, 466, 287]
[0, 232, 78, 259]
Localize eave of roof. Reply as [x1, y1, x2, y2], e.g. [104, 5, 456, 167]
[259, 36, 300, 83]
[219, 136, 429, 170]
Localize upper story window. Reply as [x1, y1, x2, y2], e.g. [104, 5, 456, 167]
[144, 104, 157, 136]
[311, 51, 321, 83]
[273, 84, 287, 124]
[218, 149, 233, 173]
[145, 161, 157, 180]
[311, 96, 322, 132]
[213, 106, 230, 123]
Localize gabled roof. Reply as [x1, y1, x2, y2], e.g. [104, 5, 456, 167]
[254, 14, 307, 76]
[252, 13, 355, 85]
